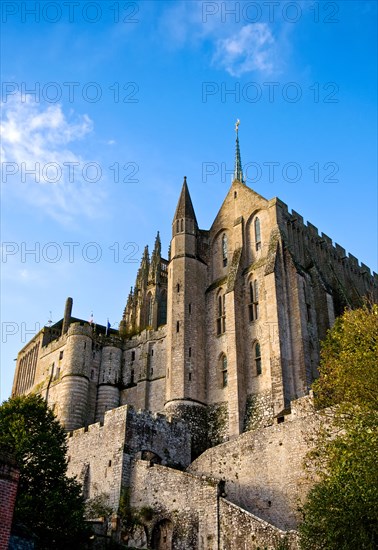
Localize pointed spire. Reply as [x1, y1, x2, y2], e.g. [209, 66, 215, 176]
[173, 176, 198, 227]
[234, 119, 244, 183]
[153, 231, 161, 258]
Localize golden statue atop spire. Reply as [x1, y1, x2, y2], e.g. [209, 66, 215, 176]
[235, 118, 240, 133]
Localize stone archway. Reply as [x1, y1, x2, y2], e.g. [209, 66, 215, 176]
[151, 519, 173, 550]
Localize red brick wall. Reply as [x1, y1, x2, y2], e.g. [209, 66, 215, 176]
[0, 453, 19, 550]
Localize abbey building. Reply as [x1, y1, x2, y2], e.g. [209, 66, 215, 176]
[11, 128, 377, 548]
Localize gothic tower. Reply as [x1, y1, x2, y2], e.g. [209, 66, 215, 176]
[165, 177, 208, 458]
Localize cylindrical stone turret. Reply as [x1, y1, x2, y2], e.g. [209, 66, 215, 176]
[95, 345, 122, 423]
[58, 323, 92, 430]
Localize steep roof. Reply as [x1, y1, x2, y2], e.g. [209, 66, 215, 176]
[173, 176, 198, 227]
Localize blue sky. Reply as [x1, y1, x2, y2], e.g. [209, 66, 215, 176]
[1, 0, 377, 401]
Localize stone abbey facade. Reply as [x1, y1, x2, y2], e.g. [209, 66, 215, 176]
[12, 129, 377, 548]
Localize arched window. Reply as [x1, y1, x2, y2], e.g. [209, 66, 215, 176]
[221, 354, 228, 387]
[248, 280, 259, 321]
[222, 234, 228, 267]
[216, 291, 226, 335]
[255, 342, 262, 375]
[147, 293, 153, 326]
[255, 217, 261, 251]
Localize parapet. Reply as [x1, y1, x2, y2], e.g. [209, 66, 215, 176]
[283, 207, 377, 284]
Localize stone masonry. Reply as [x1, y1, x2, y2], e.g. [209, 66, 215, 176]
[11, 128, 378, 548]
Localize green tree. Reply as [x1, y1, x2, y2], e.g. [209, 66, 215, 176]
[299, 304, 378, 550]
[0, 394, 89, 549]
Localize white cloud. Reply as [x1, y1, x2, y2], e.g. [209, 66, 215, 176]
[158, 2, 283, 77]
[1, 96, 106, 225]
[213, 23, 275, 77]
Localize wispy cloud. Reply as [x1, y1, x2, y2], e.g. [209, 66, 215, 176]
[1, 96, 106, 225]
[213, 23, 275, 77]
[158, 1, 283, 77]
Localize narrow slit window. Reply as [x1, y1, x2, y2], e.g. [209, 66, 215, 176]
[253, 280, 259, 320]
[216, 292, 226, 335]
[255, 217, 261, 251]
[255, 343, 262, 375]
[221, 355, 228, 387]
[222, 234, 228, 267]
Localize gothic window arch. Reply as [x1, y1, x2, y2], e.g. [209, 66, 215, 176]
[222, 233, 228, 267]
[220, 354, 228, 387]
[255, 217, 261, 251]
[255, 342, 262, 375]
[216, 290, 226, 335]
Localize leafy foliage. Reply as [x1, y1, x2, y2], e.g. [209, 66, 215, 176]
[85, 492, 113, 519]
[0, 394, 89, 549]
[299, 305, 378, 550]
[312, 303, 378, 411]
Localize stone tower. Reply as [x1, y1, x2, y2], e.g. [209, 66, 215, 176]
[165, 177, 208, 457]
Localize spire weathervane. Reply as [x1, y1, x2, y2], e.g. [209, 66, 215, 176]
[234, 118, 244, 183]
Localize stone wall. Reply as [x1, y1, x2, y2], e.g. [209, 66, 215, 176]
[189, 401, 320, 531]
[66, 405, 191, 510]
[129, 460, 219, 550]
[219, 499, 299, 550]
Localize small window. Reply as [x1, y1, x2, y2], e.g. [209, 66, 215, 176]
[188, 303, 192, 314]
[84, 341, 86, 350]
[176, 220, 180, 233]
[176, 321, 180, 332]
[59, 350, 64, 360]
[108, 460, 112, 467]
[131, 351, 135, 361]
[151, 349, 154, 356]
[147, 293, 153, 326]
[221, 355, 228, 387]
[188, 347, 191, 358]
[222, 234, 228, 267]
[255, 342, 262, 375]
[91, 369, 95, 380]
[248, 280, 259, 321]
[255, 217, 261, 251]
[130, 369, 134, 384]
[216, 292, 226, 335]
[188, 373, 192, 381]
[181, 219, 184, 232]
[177, 283, 180, 293]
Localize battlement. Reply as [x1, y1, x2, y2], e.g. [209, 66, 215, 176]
[284, 208, 377, 282]
[67, 404, 191, 476]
